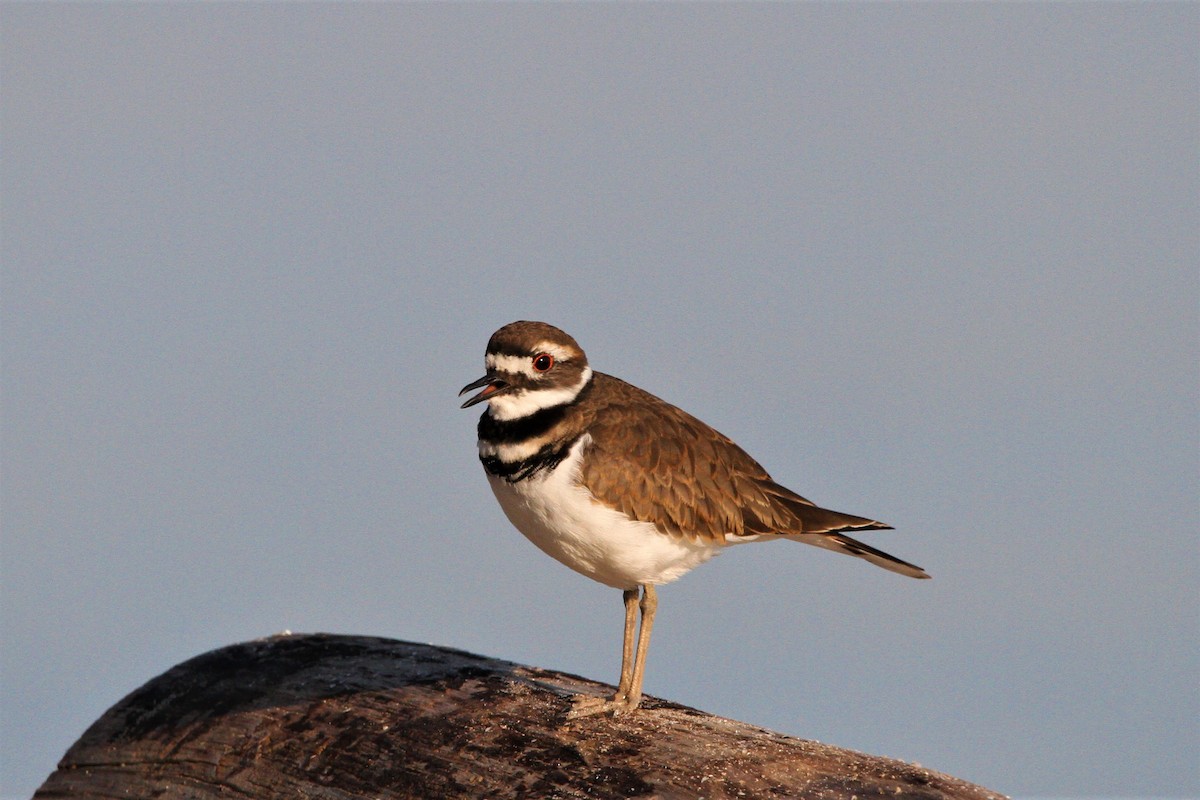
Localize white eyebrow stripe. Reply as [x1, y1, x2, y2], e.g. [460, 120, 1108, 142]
[485, 344, 576, 376]
[533, 343, 576, 362]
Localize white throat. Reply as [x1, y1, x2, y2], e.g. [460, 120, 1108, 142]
[486, 366, 593, 421]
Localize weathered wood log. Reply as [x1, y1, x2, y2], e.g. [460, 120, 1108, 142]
[36, 633, 1006, 799]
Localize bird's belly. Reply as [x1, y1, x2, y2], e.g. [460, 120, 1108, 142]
[484, 441, 719, 590]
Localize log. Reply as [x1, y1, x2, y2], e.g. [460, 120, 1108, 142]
[36, 633, 1006, 799]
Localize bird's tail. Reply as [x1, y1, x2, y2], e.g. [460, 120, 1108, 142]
[791, 531, 930, 579]
[758, 481, 929, 578]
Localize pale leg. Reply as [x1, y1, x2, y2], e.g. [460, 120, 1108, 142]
[569, 585, 654, 718]
[613, 588, 639, 702]
[620, 584, 656, 712]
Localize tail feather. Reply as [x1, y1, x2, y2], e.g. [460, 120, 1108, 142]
[760, 480, 929, 579]
[765, 480, 893, 534]
[791, 531, 930, 579]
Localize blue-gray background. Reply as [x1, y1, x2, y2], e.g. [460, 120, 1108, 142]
[2, 5, 1196, 798]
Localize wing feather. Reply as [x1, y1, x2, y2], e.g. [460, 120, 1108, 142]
[578, 374, 805, 542]
[570, 372, 926, 577]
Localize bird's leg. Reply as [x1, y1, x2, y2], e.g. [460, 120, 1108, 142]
[613, 587, 639, 702]
[620, 583, 657, 712]
[567, 586, 644, 719]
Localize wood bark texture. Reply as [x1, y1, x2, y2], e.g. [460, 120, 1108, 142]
[36, 633, 1007, 800]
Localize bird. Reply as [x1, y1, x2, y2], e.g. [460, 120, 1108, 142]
[459, 320, 929, 717]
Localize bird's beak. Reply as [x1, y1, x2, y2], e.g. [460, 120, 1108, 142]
[459, 374, 508, 409]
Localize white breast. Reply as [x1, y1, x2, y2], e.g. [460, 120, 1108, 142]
[486, 435, 721, 590]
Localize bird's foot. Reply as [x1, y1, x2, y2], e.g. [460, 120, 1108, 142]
[565, 692, 640, 719]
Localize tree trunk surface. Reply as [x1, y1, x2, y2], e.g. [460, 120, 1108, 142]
[36, 633, 1006, 800]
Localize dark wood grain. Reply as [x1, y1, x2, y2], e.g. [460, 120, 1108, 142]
[35, 633, 1007, 799]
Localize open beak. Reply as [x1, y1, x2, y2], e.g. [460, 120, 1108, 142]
[459, 374, 508, 409]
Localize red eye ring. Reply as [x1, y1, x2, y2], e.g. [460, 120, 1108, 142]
[532, 353, 554, 372]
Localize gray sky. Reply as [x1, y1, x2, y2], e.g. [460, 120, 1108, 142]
[2, 4, 1196, 797]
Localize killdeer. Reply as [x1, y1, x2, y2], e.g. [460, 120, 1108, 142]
[460, 321, 929, 717]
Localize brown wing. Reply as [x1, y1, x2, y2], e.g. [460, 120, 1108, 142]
[576, 373, 888, 543]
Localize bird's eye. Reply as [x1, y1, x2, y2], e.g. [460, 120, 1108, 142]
[532, 353, 554, 372]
